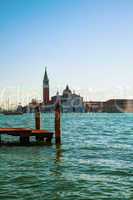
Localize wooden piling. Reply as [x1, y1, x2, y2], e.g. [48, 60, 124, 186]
[55, 102, 61, 145]
[35, 106, 42, 141]
[35, 106, 41, 130]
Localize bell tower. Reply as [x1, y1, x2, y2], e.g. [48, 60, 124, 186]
[43, 67, 49, 104]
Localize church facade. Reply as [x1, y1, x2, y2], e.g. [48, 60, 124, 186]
[42, 68, 85, 113]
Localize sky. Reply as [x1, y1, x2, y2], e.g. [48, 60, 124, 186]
[0, 0, 133, 106]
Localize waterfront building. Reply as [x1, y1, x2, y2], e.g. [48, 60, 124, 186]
[42, 69, 85, 113]
[43, 68, 49, 104]
[84, 101, 104, 112]
[24, 68, 84, 113]
[85, 99, 133, 113]
[51, 85, 84, 112]
[16, 67, 133, 113]
[19, 68, 133, 113]
[102, 99, 133, 113]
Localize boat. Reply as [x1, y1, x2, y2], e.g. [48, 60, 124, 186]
[2, 99, 23, 115]
[3, 111, 23, 115]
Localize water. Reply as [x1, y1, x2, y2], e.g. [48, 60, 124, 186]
[0, 113, 133, 200]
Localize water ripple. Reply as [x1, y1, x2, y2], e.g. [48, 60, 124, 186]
[0, 113, 133, 199]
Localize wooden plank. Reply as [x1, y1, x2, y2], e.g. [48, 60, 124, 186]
[0, 128, 31, 132]
[0, 128, 31, 136]
[0, 128, 53, 138]
[32, 130, 53, 137]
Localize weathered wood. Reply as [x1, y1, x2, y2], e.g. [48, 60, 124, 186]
[0, 128, 53, 144]
[35, 112, 41, 129]
[55, 102, 61, 145]
[0, 128, 31, 136]
[35, 106, 41, 142]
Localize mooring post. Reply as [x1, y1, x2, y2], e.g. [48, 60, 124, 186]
[35, 106, 41, 130]
[35, 105, 44, 142]
[55, 95, 61, 145]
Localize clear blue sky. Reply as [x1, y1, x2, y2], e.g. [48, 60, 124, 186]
[0, 0, 133, 104]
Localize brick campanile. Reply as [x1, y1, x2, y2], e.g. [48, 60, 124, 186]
[43, 67, 49, 104]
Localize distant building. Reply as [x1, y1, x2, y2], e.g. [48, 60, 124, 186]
[84, 99, 133, 113]
[84, 101, 104, 112]
[103, 99, 133, 113]
[51, 85, 84, 112]
[25, 68, 84, 113]
[19, 68, 133, 113]
[17, 103, 23, 112]
[43, 68, 49, 104]
[28, 99, 39, 113]
[41, 69, 85, 113]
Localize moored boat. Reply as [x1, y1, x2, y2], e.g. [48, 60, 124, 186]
[3, 111, 23, 115]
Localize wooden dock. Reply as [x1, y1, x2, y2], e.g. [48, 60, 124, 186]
[0, 98, 61, 146]
[0, 128, 53, 145]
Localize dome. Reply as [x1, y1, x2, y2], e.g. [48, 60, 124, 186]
[63, 85, 72, 98]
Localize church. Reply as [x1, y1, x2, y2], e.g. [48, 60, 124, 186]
[42, 68, 85, 113]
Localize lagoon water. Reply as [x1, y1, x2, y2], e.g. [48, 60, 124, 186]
[0, 113, 133, 200]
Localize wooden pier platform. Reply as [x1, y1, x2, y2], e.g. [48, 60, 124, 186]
[0, 128, 53, 145]
[0, 99, 61, 146]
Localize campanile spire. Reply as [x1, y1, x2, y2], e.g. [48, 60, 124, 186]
[43, 67, 49, 104]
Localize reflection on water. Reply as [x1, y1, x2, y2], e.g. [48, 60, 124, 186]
[0, 113, 133, 200]
[55, 145, 62, 163]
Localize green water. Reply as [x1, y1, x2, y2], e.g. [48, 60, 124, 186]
[0, 113, 133, 200]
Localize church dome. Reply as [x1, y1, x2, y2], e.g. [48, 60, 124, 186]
[63, 85, 72, 98]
